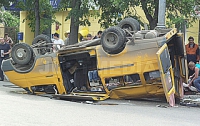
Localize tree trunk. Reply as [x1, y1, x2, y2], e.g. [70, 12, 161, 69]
[34, 0, 40, 37]
[69, 0, 81, 45]
[149, 20, 158, 30]
[141, 0, 158, 29]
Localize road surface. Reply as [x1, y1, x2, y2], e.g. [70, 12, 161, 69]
[0, 81, 199, 126]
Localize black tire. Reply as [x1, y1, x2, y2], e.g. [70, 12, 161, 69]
[101, 26, 126, 54]
[32, 34, 52, 45]
[32, 34, 52, 55]
[11, 43, 33, 65]
[118, 17, 140, 32]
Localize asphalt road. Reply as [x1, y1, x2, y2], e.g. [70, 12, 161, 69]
[0, 81, 199, 126]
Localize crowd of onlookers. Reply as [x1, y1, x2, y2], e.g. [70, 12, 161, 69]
[52, 30, 102, 52]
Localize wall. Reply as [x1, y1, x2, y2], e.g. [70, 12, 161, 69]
[19, 9, 199, 45]
[0, 23, 4, 38]
[19, 11, 34, 45]
[187, 20, 199, 44]
[51, 11, 102, 40]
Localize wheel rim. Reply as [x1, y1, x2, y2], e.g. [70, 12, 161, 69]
[104, 32, 119, 47]
[16, 48, 27, 60]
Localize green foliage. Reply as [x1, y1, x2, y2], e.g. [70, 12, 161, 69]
[97, 0, 123, 28]
[0, 0, 15, 7]
[16, 0, 57, 33]
[11, 0, 199, 33]
[97, 0, 199, 29]
[165, 0, 197, 28]
[0, 11, 19, 28]
[59, 0, 99, 27]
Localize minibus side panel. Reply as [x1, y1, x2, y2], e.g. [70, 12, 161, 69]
[24, 56, 64, 93]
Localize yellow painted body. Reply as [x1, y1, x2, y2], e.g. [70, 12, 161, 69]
[3, 28, 186, 103]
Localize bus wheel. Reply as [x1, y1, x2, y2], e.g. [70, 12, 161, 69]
[32, 34, 52, 55]
[11, 43, 33, 65]
[101, 26, 126, 54]
[118, 17, 140, 32]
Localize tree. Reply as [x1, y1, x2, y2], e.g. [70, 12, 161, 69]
[0, 0, 19, 27]
[0, 0, 15, 7]
[68, 0, 81, 45]
[16, 0, 57, 36]
[59, 0, 97, 45]
[55, 0, 200, 44]
[98, 0, 199, 30]
[0, 11, 19, 28]
[34, 0, 40, 36]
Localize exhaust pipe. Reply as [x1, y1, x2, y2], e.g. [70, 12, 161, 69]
[157, 0, 166, 28]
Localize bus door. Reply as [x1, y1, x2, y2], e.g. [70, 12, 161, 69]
[156, 43, 176, 106]
[174, 33, 187, 98]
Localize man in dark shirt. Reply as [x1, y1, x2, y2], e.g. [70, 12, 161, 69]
[0, 38, 11, 81]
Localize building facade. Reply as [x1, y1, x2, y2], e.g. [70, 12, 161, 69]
[19, 4, 200, 45]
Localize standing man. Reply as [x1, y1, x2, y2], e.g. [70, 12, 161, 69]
[53, 33, 64, 51]
[186, 36, 200, 63]
[185, 36, 200, 76]
[0, 38, 11, 81]
[4, 33, 13, 47]
[64, 31, 70, 46]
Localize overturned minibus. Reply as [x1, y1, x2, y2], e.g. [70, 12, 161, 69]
[2, 18, 187, 106]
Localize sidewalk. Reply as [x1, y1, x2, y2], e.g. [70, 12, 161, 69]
[180, 93, 200, 107]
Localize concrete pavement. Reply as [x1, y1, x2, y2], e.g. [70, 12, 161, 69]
[1, 81, 200, 126]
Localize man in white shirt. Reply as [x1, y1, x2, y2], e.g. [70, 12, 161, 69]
[53, 33, 64, 50]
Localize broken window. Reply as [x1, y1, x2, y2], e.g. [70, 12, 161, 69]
[105, 74, 141, 90]
[144, 70, 161, 84]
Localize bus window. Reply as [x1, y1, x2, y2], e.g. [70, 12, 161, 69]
[144, 70, 161, 84]
[124, 74, 141, 86]
[105, 74, 142, 90]
[105, 76, 124, 90]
